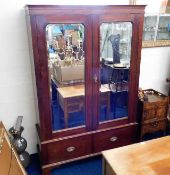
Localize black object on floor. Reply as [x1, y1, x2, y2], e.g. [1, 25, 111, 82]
[26, 154, 41, 175]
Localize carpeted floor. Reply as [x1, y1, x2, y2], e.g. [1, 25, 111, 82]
[52, 156, 102, 175]
[26, 155, 102, 175]
[26, 154, 41, 175]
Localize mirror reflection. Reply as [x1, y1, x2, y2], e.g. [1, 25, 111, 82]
[143, 15, 157, 41]
[46, 24, 85, 131]
[100, 22, 132, 122]
[157, 15, 170, 40]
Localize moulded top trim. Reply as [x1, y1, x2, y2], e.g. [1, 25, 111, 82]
[25, 5, 146, 15]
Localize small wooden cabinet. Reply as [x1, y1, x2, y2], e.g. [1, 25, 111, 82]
[138, 89, 168, 140]
[25, 5, 145, 174]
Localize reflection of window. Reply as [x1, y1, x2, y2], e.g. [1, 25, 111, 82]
[52, 26, 62, 36]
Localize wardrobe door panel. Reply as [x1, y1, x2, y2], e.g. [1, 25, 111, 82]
[35, 15, 93, 139]
[99, 22, 132, 123]
[46, 23, 86, 131]
[92, 14, 144, 130]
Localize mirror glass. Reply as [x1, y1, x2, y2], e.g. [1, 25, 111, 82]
[157, 15, 170, 40]
[143, 15, 157, 41]
[99, 22, 132, 123]
[46, 24, 85, 131]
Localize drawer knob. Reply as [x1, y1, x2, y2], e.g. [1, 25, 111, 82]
[66, 146, 75, 152]
[151, 121, 158, 127]
[110, 136, 118, 142]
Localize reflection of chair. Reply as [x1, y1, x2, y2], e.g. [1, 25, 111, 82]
[109, 67, 129, 92]
[108, 67, 129, 118]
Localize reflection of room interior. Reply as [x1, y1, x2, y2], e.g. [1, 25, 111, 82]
[47, 24, 87, 130]
[48, 23, 130, 130]
[99, 22, 131, 124]
[47, 24, 85, 85]
[57, 84, 110, 128]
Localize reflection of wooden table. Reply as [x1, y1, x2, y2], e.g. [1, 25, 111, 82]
[102, 136, 170, 175]
[57, 84, 110, 128]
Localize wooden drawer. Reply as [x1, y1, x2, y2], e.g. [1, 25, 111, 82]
[46, 135, 92, 164]
[93, 125, 136, 153]
[156, 105, 168, 118]
[142, 119, 166, 135]
[143, 104, 167, 121]
[143, 101, 167, 109]
[143, 107, 156, 121]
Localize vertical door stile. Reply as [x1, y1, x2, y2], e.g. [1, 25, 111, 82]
[92, 15, 100, 130]
[85, 15, 93, 131]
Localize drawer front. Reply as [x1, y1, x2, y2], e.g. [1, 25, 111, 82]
[156, 105, 167, 118]
[93, 125, 136, 153]
[46, 135, 92, 163]
[143, 103, 155, 109]
[142, 119, 166, 135]
[144, 101, 167, 109]
[143, 107, 156, 121]
[143, 104, 168, 121]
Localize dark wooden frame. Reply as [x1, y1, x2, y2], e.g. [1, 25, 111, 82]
[32, 14, 93, 140]
[25, 5, 145, 174]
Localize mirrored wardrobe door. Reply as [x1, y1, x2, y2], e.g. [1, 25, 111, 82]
[46, 24, 86, 132]
[99, 22, 132, 123]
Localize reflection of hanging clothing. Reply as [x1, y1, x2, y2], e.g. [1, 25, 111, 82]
[108, 34, 120, 64]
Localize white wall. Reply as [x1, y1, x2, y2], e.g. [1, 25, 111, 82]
[140, 47, 170, 95]
[0, 0, 169, 154]
[0, 1, 37, 154]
